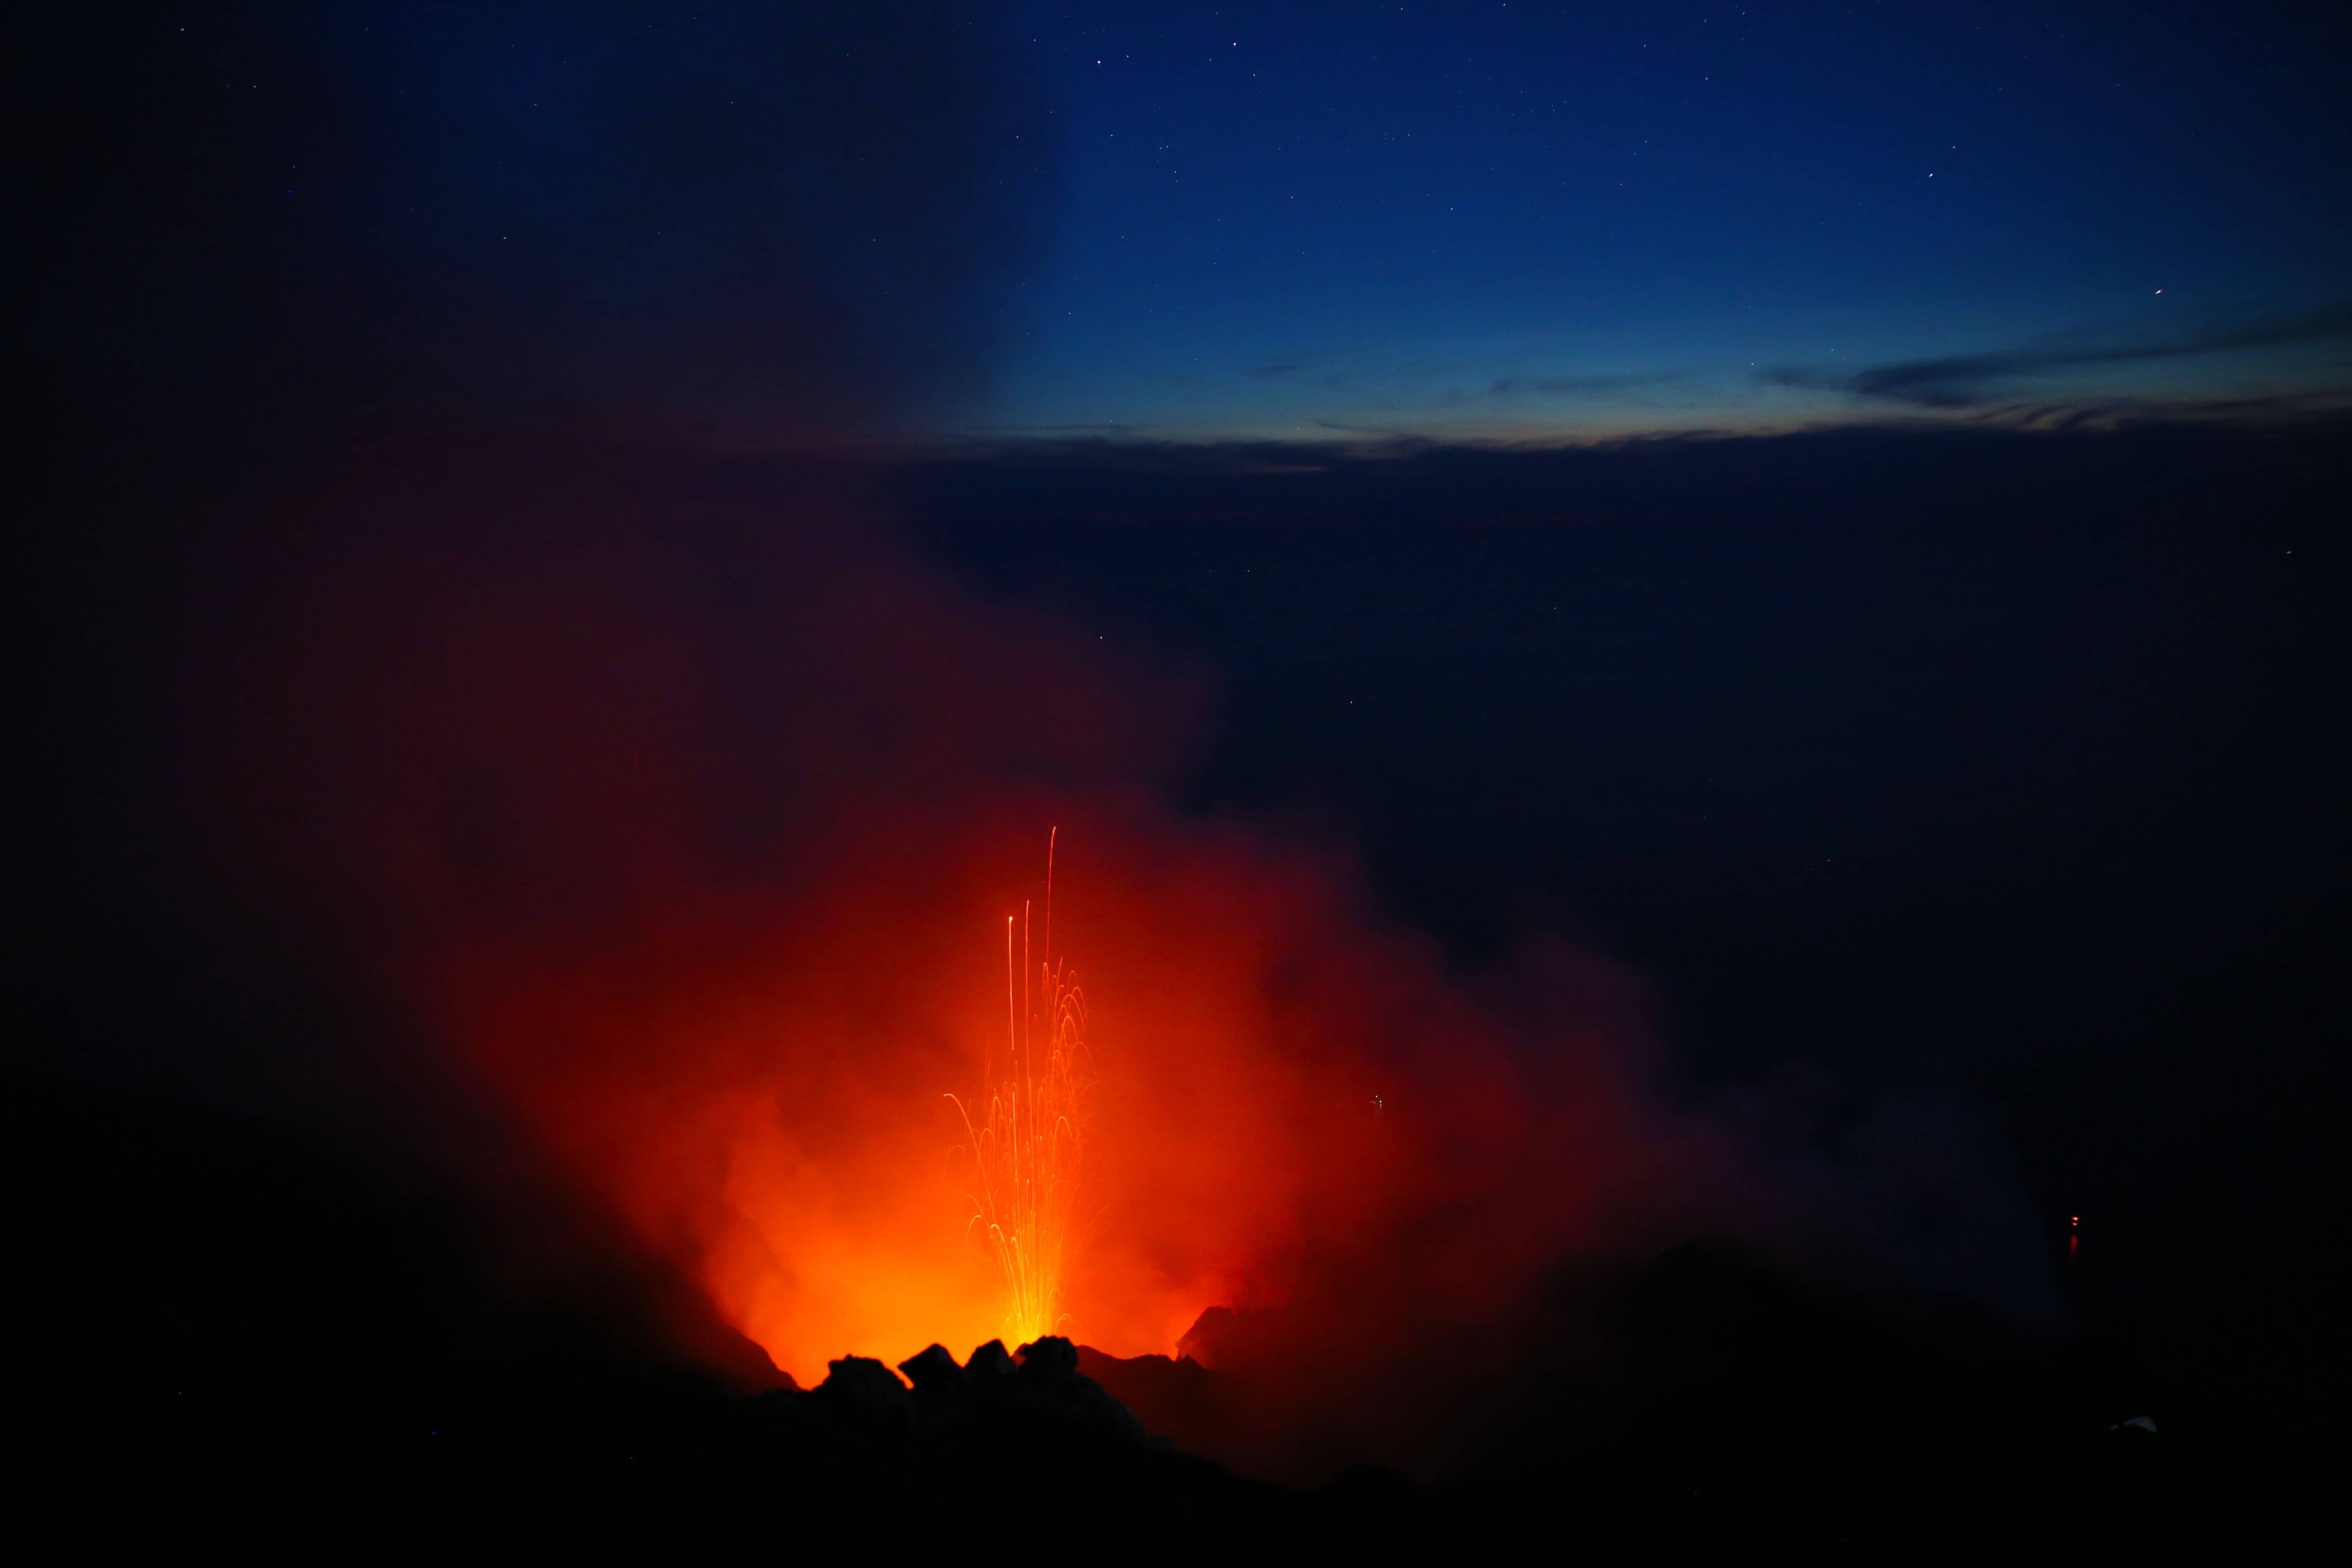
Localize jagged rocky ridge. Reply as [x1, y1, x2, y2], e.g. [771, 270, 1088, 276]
[8, 1070, 2309, 1553]
[789, 1334, 1152, 1445]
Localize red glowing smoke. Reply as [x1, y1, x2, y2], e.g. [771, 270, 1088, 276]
[182, 441, 1705, 1396]
[179, 437, 2052, 1482]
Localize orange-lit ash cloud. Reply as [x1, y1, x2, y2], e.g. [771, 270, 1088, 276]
[407, 760, 1670, 1388]
[188, 442, 1714, 1399]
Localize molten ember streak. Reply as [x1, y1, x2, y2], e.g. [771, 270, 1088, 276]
[950, 841, 1091, 1346]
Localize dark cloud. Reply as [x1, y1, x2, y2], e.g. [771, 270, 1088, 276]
[1481, 372, 1675, 399]
[1241, 359, 1681, 404]
[12, 0, 1062, 1114]
[1246, 349, 1362, 380]
[25, 1, 1056, 455]
[1766, 301, 2352, 408]
[1312, 416, 1428, 437]
[970, 423, 1149, 435]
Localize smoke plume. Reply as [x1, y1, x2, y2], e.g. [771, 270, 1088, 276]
[15, 1, 2057, 1482]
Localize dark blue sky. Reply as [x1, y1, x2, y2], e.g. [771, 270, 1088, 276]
[45, 4, 2340, 445]
[983, 1, 2352, 438]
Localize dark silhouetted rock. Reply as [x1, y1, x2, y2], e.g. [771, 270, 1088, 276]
[898, 1343, 976, 1434]
[811, 1356, 909, 1421]
[1014, 1335, 1080, 1379]
[1175, 1302, 1295, 1371]
[1077, 1346, 1221, 1447]
[898, 1344, 965, 1391]
[1176, 1305, 1235, 1366]
[986, 1336, 1149, 1442]
[12, 1071, 2313, 1555]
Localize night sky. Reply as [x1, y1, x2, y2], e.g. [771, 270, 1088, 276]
[989, 1, 2352, 437]
[11, 0, 2352, 1515]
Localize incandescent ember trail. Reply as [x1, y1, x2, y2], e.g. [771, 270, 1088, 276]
[951, 833, 1091, 1347]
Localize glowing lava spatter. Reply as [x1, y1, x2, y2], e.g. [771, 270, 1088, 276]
[950, 833, 1091, 1347]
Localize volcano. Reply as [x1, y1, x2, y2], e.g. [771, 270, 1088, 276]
[10, 1066, 2319, 1555]
[16, 4, 2351, 1554]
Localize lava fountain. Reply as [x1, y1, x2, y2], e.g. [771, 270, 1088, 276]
[951, 835, 1091, 1346]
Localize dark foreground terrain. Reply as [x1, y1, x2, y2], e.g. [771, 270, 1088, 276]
[6, 1067, 2321, 1556]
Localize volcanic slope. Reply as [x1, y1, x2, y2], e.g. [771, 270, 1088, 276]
[7, 1066, 2321, 1553]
